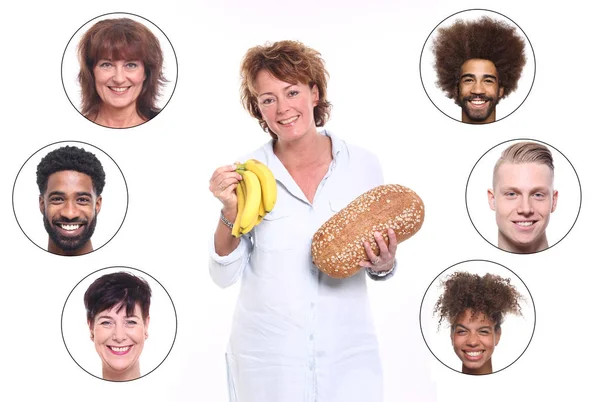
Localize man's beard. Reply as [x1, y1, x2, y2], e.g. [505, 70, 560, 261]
[43, 214, 97, 253]
[459, 94, 499, 122]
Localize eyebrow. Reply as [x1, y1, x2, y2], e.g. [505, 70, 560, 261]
[96, 314, 142, 321]
[500, 186, 550, 193]
[454, 324, 493, 330]
[258, 84, 296, 97]
[47, 191, 93, 198]
[460, 73, 497, 81]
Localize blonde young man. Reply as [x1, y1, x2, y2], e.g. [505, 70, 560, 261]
[487, 142, 558, 253]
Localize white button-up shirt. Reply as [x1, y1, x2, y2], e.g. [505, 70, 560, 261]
[210, 131, 392, 402]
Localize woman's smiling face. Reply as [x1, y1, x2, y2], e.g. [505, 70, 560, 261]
[89, 303, 149, 381]
[93, 59, 146, 113]
[451, 308, 500, 375]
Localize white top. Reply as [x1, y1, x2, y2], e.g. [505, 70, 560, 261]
[209, 130, 393, 402]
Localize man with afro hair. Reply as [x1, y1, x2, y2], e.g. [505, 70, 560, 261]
[36, 145, 105, 255]
[432, 16, 526, 124]
[434, 271, 524, 374]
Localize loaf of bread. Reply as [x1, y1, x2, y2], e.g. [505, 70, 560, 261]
[311, 184, 424, 279]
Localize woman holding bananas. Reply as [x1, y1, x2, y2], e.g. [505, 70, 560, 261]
[208, 40, 398, 402]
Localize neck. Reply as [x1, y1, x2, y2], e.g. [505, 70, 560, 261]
[463, 359, 492, 375]
[102, 362, 141, 381]
[273, 129, 330, 169]
[94, 104, 145, 128]
[48, 240, 93, 256]
[462, 109, 496, 124]
[498, 231, 549, 253]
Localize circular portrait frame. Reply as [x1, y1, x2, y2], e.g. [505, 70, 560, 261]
[61, 266, 178, 381]
[61, 11, 178, 129]
[420, 259, 536, 375]
[419, 8, 536, 124]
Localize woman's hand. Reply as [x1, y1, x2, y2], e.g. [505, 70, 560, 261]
[358, 228, 398, 273]
[209, 164, 243, 213]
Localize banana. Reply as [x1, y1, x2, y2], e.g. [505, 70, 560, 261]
[238, 170, 262, 232]
[244, 159, 277, 213]
[231, 181, 245, 237]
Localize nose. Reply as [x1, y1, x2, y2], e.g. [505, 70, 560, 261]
[61, 200, 81, 220]
[471, 79, 484, 94]
[466, 332, 480, 347]
[517, 196, 534, 215]
[112, 323, 127, 342]
[112, 65, 125, 83]
[277, 97, 290, 114]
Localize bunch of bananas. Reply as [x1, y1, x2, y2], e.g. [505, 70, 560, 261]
[232, 159, 277, 237]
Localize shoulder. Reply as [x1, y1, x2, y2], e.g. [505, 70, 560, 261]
[237, 139, 275, 165]
[328, 131, 380, 167]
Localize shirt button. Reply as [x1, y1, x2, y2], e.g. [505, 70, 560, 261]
[309, 334, 314, 341]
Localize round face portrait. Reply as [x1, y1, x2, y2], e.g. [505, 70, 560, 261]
[420, 260, 536, 375]
[89, 303, 149, 381]
[61, 12, 178, 129]
[40, 170, 102, 255]
[61, 266, 177, 382]
[93, 59, 147, 114]
[12, 141, 128, 256]
[466, 139, 581, 254]
[420, 9, 535, 124]
[451, 308, 501, 375]
[457, 59, 505, 124]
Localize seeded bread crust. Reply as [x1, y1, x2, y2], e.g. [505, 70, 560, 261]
[311, 184, 425, 279]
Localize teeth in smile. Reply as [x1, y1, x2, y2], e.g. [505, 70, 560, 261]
[60, 224, 80, 231]
[466, 351, 483, 357]
[110, 87, 129, 92]
[471, 99, 486, 105]
[110, 346, 131, 352]
[279, 116, 298, 124]
[516, 221, 533, 227]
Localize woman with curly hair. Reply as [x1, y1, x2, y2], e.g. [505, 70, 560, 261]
[432, 16, 527, 124]
[208, 40, 399, 401]
[434, 271, 524, 374]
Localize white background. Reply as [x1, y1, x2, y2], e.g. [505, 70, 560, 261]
[419, 9, 536, 123]
[420, 260, 535, 375]
[61, 266, 177, 380]
[0, 0, 597, 401]
[61, 12, 178, 120]
[466, 138, 581, 251]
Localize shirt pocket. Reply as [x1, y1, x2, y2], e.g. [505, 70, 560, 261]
[253, 205, 294, 251]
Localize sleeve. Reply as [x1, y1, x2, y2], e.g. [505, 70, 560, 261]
[208, 233, 253, 288]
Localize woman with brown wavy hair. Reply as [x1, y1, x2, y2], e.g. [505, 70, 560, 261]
[208, 40, 399, 401]
[77, 18, 167, 128]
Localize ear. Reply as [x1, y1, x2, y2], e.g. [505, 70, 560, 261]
[494, 327, 502, 346]
[487, 189, 496, 211]
[499, 86, 505, 98]
[39, 195, 45, 215]
[95, 195, 102, 215]
[551, 190, 558, 213]
[88, 321, 94, 341]
[144, 316, 150, 339]
[311, 84, 319, 106]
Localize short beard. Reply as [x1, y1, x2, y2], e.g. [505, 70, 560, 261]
[43, 214, 97, 253]
[459, 94, 499, 122]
